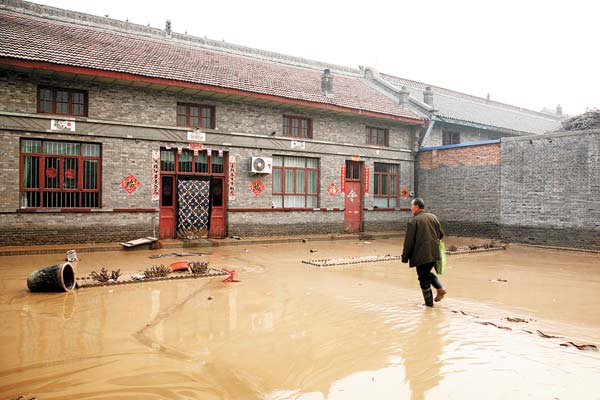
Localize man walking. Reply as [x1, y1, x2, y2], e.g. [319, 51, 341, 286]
[401, 197, 447, 307]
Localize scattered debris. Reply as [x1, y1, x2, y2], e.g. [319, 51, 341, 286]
[310, 249, 318, 253]
[149, 241, 162, 250]
[169, 261, 190, 272]
[221, 268, 240, 283]
[536, 330, 564, 339]
[504, 317, 529, 323]
[303, 254, 402, 267]
[207, 296, 213, 300]
[66, 249, 78, 262]
[120, 236, 158, 248]
[476, 321, 512, 330]
[149, 252, 203, 259]
[230, 236, 241, 240]
[559, 342, 598, 352]
[490, 278, 508, 283]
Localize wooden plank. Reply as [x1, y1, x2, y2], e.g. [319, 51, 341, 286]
[120, 237, 158, 248]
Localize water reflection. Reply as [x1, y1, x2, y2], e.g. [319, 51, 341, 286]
[402, 309, 445, 400]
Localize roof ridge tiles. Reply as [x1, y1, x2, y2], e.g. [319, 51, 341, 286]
[1, 0, 360, 77]
[379, 72, 559, 119]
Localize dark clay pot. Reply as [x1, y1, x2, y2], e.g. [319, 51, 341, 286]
[27, 262, 76, 292]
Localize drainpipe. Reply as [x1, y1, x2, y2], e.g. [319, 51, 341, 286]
[420, 120, 436, 148]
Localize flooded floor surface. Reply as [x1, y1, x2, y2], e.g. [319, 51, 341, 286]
[1, 238, 599, 399]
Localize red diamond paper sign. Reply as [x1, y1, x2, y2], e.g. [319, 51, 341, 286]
[401, 187, 410, 199]
[249, 178, 264, 196]
[327, 183, 339, 197]
[121, 174, 140, 194]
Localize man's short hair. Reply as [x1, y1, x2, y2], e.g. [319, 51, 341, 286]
[412, 197, 425, 209]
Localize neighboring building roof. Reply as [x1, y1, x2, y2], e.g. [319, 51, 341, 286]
[379, 73, 562, 134]
[0, 4, 423, 124]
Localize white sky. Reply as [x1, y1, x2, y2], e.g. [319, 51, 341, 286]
[33, 0, 599, 116]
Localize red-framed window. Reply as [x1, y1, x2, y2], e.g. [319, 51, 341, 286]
[20, 139, 101, 209]
[37, 86, 88, 117]
[442, 130, 460, 145]
[177, 103, 215, 129]
[272, 156, 319, 208]
[160, 148, 225, 176]
[283, 115, 313, 138]
[373, 163, 399, 208]
[366, 126, 389, 146]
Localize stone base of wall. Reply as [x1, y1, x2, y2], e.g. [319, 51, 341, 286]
[0, 224, 154, 246]
[228, 223, 344, 237]
[443, 221, 502, 239]
[501, 225, 600, 250]
[364, 221, 408, 232]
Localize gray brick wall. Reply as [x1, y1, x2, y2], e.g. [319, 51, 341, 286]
[416, 144, 502, 238]
[0, 70, 417, 245]
[501, 130, 600, 249]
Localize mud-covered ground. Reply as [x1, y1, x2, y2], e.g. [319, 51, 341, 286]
[1, 237, 599, 399]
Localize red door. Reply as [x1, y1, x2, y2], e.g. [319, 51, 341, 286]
[344, 161, 363, 233]
[159, 175, 176, 239]
[209, 177, 226, 238]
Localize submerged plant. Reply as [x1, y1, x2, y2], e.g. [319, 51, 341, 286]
[189, 261, 209, 275]
[144, 264, 171, 278]
[90, 267, 121, 283]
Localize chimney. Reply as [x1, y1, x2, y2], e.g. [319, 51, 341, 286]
[399, 86, 410, 105]
[556, 104, 562, 116]
[424, 86, 434, 106]
[321, 68, 333, 95]
[165, 20, 172, 37]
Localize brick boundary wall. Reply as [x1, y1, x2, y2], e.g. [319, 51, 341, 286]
[417, 142, 502, 238]
[417, 130, 600, 250]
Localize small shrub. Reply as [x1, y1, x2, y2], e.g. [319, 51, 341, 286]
[190, 261, 209, 275]
[468, 244, 478, 250]
[90, 267, 121, 283]
[144, 264, 171, 278]
[448, 245, 458, 252]
[489, 240, 497, 248]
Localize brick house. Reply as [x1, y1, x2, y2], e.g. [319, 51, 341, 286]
[0, 1, 576, 246]
[0, 0, 432, 245]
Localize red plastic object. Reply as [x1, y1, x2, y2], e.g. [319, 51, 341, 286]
[170, 260, 190, 272]
[221, 268, 240, 283]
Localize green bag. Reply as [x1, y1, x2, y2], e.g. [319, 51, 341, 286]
[435, 240, 446, 275]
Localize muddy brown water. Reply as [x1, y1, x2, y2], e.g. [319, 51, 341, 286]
[0, 238, 599, 399]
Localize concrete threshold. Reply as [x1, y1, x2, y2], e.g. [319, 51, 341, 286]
[0, 232, 403, 257]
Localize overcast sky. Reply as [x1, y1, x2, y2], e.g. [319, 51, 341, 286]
[33, 0, 599, 116]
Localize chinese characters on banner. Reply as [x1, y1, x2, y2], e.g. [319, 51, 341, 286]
[340, 164, 346, 194]
[151, 150, 160, 201]
[228, 156, 236, 201]
[364, 165, 369, 194]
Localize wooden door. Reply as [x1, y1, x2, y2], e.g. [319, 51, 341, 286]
[159, 175, 176, 239]
[209, 177, 226, 238]
[344, 161, 363, 233]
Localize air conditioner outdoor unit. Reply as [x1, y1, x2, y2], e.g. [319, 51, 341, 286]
[251, 157, 273, 173]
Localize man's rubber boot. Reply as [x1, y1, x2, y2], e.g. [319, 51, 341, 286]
[435, 288, 447, 302]
[422, 288, 434, 307]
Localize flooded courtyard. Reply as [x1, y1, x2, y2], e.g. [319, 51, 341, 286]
[1, 237, 599, 399]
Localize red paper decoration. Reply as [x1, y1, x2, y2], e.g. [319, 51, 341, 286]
[121, 174, 140, 194]
[249, 178, 264, 196]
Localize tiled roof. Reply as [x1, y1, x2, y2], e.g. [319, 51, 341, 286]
[0, 9, 423, 123]
[380, 73, 562, 134]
